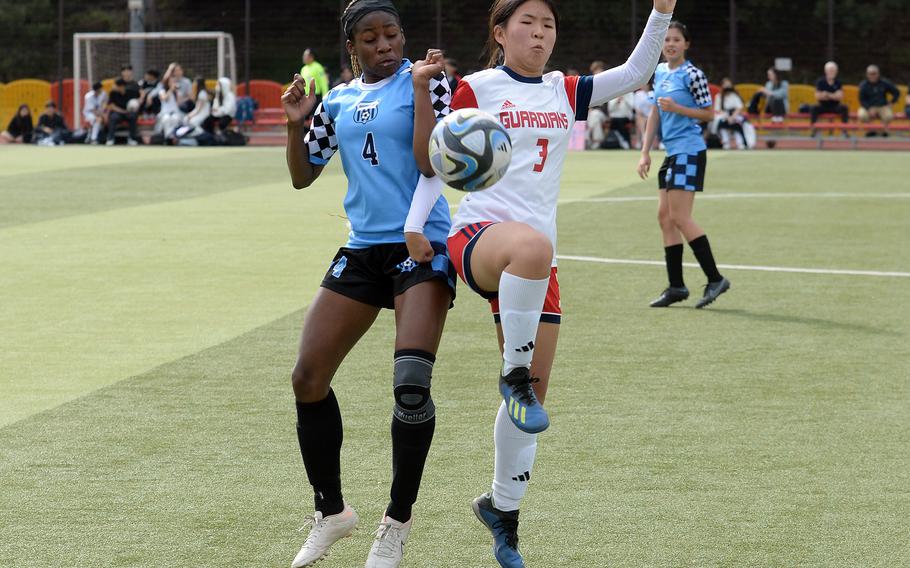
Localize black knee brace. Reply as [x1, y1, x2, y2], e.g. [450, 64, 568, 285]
[393, 349, 436, 424]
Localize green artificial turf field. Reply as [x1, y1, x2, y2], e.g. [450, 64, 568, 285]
[1, 147, 908, 567]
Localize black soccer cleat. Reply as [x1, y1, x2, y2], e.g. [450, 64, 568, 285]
[695, 277, 731, 309]
[649, 286, 690, 308]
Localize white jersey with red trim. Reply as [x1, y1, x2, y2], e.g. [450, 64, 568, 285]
[449, 67, 593, 264]
[439, 9, 672, 266]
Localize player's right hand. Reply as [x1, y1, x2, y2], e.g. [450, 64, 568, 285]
[637, 153, 651, 180]
[654, 0, 676, 14]
[405, 232, 435, 263]
[282, 75, 317, 124]
[412, 49, 445, 86]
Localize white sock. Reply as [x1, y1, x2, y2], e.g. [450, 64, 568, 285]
[498, 271, 549, 374]
[491, 401, 538, 512]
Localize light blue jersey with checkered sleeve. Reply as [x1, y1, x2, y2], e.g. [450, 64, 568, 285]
[651, 61, 712, 157]
[304, 59, 452, 248]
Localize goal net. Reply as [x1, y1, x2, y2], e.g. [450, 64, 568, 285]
[73, 32, 237, 120]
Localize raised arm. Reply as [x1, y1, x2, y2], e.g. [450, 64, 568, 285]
[589, 2, 674, 106]
[283, 76, 325, 189]
[412, 49, 449, 177]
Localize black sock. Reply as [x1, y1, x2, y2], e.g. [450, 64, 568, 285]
[664, 244, 685, 288]
[296, 389, 344, 516]
[689, 235, 723, 283]
[386, 415, 436, 523]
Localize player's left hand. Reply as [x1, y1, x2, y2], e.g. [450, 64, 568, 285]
[405, 232, 435, 263]
[657, 97, 681, 114]
[653, 0, 676, 14]
[412, 49, 445, 85]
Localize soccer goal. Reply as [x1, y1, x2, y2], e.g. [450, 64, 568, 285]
[73, 31, 237, 121]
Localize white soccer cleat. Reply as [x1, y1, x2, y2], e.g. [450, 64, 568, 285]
[291, 504, 359, 567]
[364, 516, 412, 568]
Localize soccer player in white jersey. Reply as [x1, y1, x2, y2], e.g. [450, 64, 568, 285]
[282, 1, 456, 566]
[408, 1, 675, 566]
[637, 21, 731, 309]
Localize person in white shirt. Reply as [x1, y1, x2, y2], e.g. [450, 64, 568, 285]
[82, 81, 108, 144]
[607, 90, 635, 148]
[712, 77, 748, 149]
[408, 1, 675, 565]
[180, 77, 211, 136]
[633, 83, 656, 149]
[155, 75, 185, 140]
[585, 104, 608, 149]
[203, 77, 237, 133]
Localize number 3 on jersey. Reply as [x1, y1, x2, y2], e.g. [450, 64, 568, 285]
[362, 132, 379, 166]
[533, 138, 549, 173]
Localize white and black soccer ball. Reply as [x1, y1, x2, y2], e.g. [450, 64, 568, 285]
[428, 108, 512, 192]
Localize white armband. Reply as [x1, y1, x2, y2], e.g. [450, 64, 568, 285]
[404, 174, 444, 234]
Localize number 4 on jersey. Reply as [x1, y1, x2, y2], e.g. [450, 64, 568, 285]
[362, 132, 379, 166]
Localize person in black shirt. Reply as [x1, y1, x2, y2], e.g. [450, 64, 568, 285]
[0, 104, 33, 144]
[858, 65, 901, 137]
[107, 79, 140, 145]
[120, 64, 142, 103]
[138, 69, 161, 115]
[810, 61, 849, 137]
[34, 101, 70, 145]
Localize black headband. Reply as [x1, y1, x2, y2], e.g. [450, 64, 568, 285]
[342, 0, 400, 39]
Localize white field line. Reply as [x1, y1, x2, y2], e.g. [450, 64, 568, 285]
[560, 192, 910, 204]
[557, 255, 910, 278]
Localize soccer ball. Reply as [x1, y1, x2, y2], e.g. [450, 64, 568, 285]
[428, 108, 512, 192]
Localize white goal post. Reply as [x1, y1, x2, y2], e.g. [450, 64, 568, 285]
[73, 31, 237, 122]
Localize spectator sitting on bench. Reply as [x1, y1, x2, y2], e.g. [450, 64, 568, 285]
[858, 65, 901, 137]
[0, 104, 34, 144]
[160, 63, 193, 104]
[156, 75, 187, 141]
[176, 77, 212, 139]
[107, 79, 140, 145]
[585, 104, 607, 149]
[634, 82, 656, 150]
[713, 78, 748, 149]
[120, 64, 141, 103]
[607, 91, 635, 149]
[34, 101, 71, 146]
[811, 61, 849, 137]
[748, 67, 788, 122]
[83, 81, 107, 144]
[203, 77, 237, 135]
[138, 69, 161, 116]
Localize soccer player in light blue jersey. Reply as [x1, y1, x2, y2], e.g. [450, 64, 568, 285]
[638, 21, 731, 309]
[281, 1, 455, 566]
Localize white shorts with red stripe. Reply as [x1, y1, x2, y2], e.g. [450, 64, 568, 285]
[447, 221, 561, 324]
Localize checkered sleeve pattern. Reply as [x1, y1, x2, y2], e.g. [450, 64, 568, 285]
[428, 73, 452, 121]
[686, 64, 713, 109]
[303, 102, 337, 165]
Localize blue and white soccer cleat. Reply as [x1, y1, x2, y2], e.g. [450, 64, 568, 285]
[499, 367, 549, 433]
[472, 492, 525, 568]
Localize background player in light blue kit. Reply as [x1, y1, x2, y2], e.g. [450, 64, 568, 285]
[638, 21, 731, 309]
[281, 1, 454, 566]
